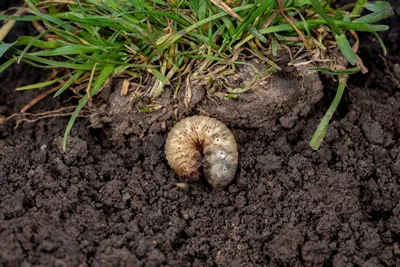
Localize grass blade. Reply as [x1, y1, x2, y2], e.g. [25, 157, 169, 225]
[353, 2, 394, 24]
[372, 31, 387, 55]
[309, 0, 340, 34]
[24, 0, 75, 32]
[89, 64, 116, 97]
[63, 64, 115, 151]
[310, 77, 346, 150]
[17, 29, 49, 63]
[54, 70, 85, 97]
[30, 45, 103, 56]
[309, 66, 361, 75]
[16, 76, 65, 90]
[62, 95, 88, 151]
[0, 40, 17, 58]
[0, 58, 16, 73]
[22, 53, 101, 70]
[335, 33, 358, 65]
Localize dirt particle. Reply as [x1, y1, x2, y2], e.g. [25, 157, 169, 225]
[53, 136, 88, 165]
[257, 153, 282, 172]
[279, 114, 298, 129]
[301, 240, 330, 265]
[394, 63, 400, 78]
[361, 257, 383, 267]
[391, 157, 400, 176]
[361, 119, 384, 145]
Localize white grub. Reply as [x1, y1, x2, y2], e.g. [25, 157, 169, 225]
[165, 115, 238, 188]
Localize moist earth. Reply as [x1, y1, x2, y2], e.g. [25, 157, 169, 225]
[1, 1, 400, 266]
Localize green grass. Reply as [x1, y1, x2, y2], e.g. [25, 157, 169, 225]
[0, 0, 394, 150]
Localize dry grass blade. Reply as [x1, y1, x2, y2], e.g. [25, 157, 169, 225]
[1, 106, 76, 125]
[36, 0, 79, 6]
[0, 20, 15, 41]
[275, 0, 310, 50]
[121, 79, 130, 96]
[21, 83, 64, 113]
[210, 0, 243, 22]
[262, 10, 278, 28]
[349, 30, 367, 73]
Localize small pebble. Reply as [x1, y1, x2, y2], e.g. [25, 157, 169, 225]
[122, 193, 131, 201]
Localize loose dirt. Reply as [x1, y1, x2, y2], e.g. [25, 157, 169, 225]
[1, 1, 400, 266]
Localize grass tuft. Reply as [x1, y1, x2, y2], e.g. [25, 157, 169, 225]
[0, 0, 394, 150]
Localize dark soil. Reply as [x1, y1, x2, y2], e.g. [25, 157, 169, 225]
[1, 1, 400, 266]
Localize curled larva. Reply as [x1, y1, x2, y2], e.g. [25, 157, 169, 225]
[165, 115, 239, 188]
